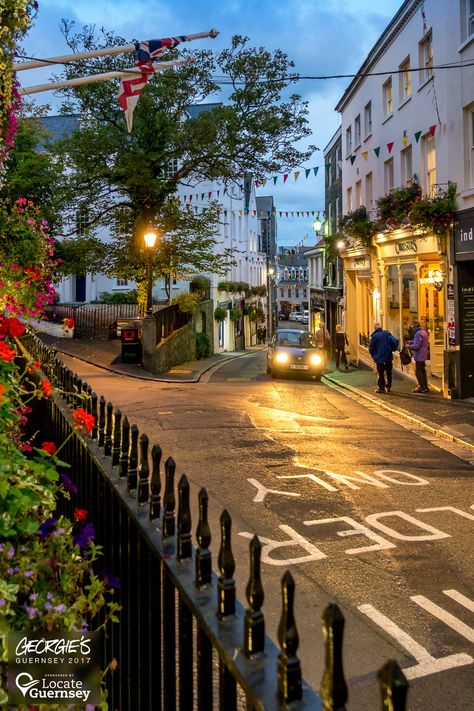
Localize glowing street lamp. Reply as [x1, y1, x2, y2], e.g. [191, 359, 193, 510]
[144, 230, 158, 316]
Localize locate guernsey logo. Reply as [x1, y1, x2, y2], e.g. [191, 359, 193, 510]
[8, 631, 100, 706]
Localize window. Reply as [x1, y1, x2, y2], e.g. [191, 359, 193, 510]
[280, 288, 284, 298]
[470, 108, 474, 186]
[327, 157, 332, 186]
[159, 158, 179, 179]
[419, 31, 433, 83]
[328, 202, 333, 233]
[401, 145, 413, 184]
[354, 114, 361, 146]
[467, 0, 474, 38]
[346, 126, 352, 157]
[365, 172, 373, 210]
[364, 101, 372, 137]
[335, 196, 341, 228]
[287, 288, 291, 298]
[295, 288, 299, 298]
[423, 134, 436, 195]
[355, 180, 362, 208]
[399, 57, 411, 102]
[336, 146, 342, 177]
[303, 288, 307, 298]
[383, 78, 393, 117]
[116, 278, 128, 286]
[384, 158, 394, 193]
[347, 186, 353, 212]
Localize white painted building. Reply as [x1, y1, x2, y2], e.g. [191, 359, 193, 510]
[335, 0, 474, 393]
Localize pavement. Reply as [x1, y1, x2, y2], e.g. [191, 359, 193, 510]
[38, 332, 474, 453]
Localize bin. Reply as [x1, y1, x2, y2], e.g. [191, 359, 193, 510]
[121, 322, 142, 363]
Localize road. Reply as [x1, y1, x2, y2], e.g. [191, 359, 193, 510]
[64, 346, 474, 710]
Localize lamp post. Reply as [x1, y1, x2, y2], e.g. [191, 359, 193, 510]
[268, 266, 275, 339]
[144, 230, 158, 316]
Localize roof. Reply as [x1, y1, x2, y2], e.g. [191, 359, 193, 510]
[186, 102, 222, 118]
[323, 126, 342, 156]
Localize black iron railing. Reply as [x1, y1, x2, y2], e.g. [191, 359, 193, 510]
[21, 332, 409, 711]
[154, 303, 191, 344]
[45, 303, 139, 338]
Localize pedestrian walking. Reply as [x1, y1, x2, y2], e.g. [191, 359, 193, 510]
[407, 319, 429, 393]
[315, 322, 331, 364]
[369, 322, 397, 393]
[334, 324, 349, 370]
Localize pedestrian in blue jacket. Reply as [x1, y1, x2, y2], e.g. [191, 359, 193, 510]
[369, 322, 396, 393]
[408, 319, 429, 393]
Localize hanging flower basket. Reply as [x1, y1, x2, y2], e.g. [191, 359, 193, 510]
[229, 307, 241, 322]
[214, 306, 227, 322]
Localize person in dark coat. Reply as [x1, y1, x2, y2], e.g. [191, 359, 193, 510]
[407, 319, 429, 393]
[369, 322, 394, 393]
[334, 324, 349, 370]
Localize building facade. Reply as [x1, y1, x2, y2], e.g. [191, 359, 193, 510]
[323, 127, 344, 343]
[335, 0, 474, 396]
[275, 246, 309, 315]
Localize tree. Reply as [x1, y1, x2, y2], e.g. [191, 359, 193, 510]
[52, 24, 316, 308]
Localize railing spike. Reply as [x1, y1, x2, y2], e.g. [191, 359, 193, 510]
[378, 660, 408, 711]
[177, 474, 192, 561]
[244, 535, 265, 657]
[149, 443, 162, 520]
[277, 570, 302, 704]
[91, 393, 98, 440]
[137, 433, 150, 504]
[162, 456, 176, 539]
[195, 487, 211, 589]
[128, 424, 139, 491]
[111, 409, 122, 466]
[118, 416, 130, 479]
[320, 603, 348, 711]
[104, 401, 113, 456]
[98, 396, 106, 448]
[217, 509, 235, 619]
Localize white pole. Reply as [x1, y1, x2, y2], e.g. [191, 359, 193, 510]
[20, 59, 190, 95]
[13, 30, 218, 72]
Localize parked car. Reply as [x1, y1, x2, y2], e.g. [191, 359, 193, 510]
[278, 311, 290, 321]
[266, 328, 325, 380]
[301, 310, 309, 324]
[288, 312, 299, 322]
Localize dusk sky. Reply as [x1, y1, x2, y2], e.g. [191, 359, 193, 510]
[19, 0, 402, 246]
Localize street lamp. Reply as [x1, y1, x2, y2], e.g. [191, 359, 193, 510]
[313, 218, 322, 234]
[144, 230, 158, 316]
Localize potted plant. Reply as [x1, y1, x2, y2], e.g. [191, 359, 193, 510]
[376, 181, 421, 228]
[214, 306, 227, 322]
[340, 206, 376, 251]
[229, 306, 241, 322]
[408, 183, 457, 234]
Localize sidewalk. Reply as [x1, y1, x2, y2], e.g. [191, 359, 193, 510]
[324, 363, 474, 453]
[37, 334, 266, 383]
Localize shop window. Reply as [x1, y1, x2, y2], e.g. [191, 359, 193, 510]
[346, 126, 352, 157]
[401, 145, 413, 185]
[354, 114, 361, 147]
[419, 31, 433, 84]
[422, 134, 436, 195]
[386, 263, 418, 341]
[383, 77, 393, 117]
[384, 158, 394, 193]
[364, 101, 372, 137]
[399, 57, 411, 103]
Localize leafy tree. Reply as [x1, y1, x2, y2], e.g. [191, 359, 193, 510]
[52, 23, 316, 309]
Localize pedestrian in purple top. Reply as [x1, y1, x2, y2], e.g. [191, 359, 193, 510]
[408, 319, 429, 393]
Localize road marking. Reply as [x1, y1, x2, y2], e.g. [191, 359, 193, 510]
[247, 478, 301, 503]
[358, 603, 474, 679]
[443, 590, 474, 613]
[364, 511, 451, 542]
[276, 468, 429, 494]
[416, 506, 474, 522]
[373, 469, 429, 486]
[303, 516, 395, 555]
[239, 524, 326, 566]
[411, 596, 474, 643]
[276, 473, 338, 492]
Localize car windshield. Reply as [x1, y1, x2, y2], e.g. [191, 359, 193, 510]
[275, 331, 317, 348]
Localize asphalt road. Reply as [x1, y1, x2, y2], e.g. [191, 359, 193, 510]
[63, 348, 474, 710]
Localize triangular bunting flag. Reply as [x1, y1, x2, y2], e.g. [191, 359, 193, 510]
[387, 142, 394, 154]
[350, 155, 356, 165]
[374, 147, 381, 157]
[401, 135, 408, 147]
[194, 206, 198, 213]
[186, 204, 190, 210]
[189, 195, 193, 202]
[201, 193, 205, 200]
[252, 210, 256, 216]
[362, 151, 368, 161]
[313, 167, 319, 176]
[208, 191, 212, 199]
[262, 178, 267, 187]
[283, 174, 289, 183]
[217, 191, 220, 197]
[285, 212, 288, 217]
[305, 168, 311, 179]
[429, 124, 436, 136]
[414, 131, 422, 143]
[294, 171, 300, 181]
[291, 212, 294, 218]
[279, 211, 282, 217]
[273, 176, 278, 185]
[255, 181, 260, 188]
[307, 211, 310, 217]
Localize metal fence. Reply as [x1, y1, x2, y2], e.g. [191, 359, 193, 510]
[45, 303, 140, 339]
[21, 332, 409, 711]
[154, 303, 191, 344]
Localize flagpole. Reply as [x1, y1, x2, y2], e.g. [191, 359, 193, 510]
[13, 29, 219, 72]
[20, 59, 191, 95]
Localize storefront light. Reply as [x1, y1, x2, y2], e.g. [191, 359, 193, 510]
[373, 288, 381, 299]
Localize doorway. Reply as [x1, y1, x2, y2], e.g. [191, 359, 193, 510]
[75, 275, 86, 302]
[419, 264, 445, 377]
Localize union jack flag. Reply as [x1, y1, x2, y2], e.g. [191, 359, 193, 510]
[118, 35, 188, 132]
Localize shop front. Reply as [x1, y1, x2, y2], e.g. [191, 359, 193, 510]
[454, 208, 474, 398]
[341, 249, 374, 362]
[376, 232, 447, 380]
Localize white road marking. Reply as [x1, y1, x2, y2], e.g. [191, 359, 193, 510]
[358, 603, 474, 680]
[364, 511, 451, 542]
[443, 590, 474, 613]
[247, 478, 301, 503]
[416, 506, 474, 522]
[373, 469, 429, 486]
[303, 516, 395, 555]
[276, 473, 338, 492]
[239, 525, 326, 565]
[411, 596, 474, 643]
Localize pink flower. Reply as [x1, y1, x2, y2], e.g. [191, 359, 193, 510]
[10, 264, 19, 270]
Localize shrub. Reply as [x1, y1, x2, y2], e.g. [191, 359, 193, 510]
[340, 206, 376, 251]
[376, 182, 422, 228]
[174, 292, 201, 313]
[229, 306, 241, 322]
[190, 275, 210, 297]
[243, 303, 254, 316]
[196, 332, 211, 359]
[408, 183, 457, 234]
[214, 306, 227, 322]
[217, 280, 231, 292]
[251, 285, 267, 297]
[99, 290, 138, 304]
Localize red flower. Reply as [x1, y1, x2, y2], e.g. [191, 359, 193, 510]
[65, 318, 75, 329]
[0, 341, 15, 362]
[74, 508, 88, 522]
[0, 383, 3, 402]
[40, 379, 52, 397]
[4, 317, 25, 337]
[41, 441, 57, 456]
[72, 408, 95, 434]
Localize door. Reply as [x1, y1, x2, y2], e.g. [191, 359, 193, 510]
[75, 275, 86, 302]
[419, 265, 444, 377]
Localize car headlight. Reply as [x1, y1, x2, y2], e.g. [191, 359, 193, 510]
[275, 352, 288, 364]
[310, 354, 322, 365]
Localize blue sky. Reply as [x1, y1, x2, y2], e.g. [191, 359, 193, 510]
[20, 0, 402, 245]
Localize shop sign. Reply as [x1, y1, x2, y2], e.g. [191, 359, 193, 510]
[447, 283, 456, 347]
[378, 235, 438, 259]
[455, 209, 474, 260]
[395, 240, 417, 254]
[346, 256, 370, 270]
[460, 285, 474, 348]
